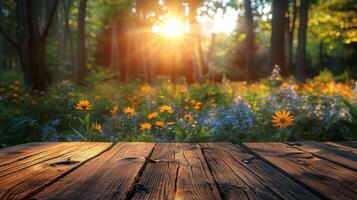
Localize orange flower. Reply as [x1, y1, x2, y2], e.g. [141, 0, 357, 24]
[11, 93, 18, 98]
[140, 122, 152, 131]
[184, 106, 190, 110]
[123, 106, 136, 116]
[95, 95, 101, 100]
[184, 114, 193, 121]
[159, 105, 173, 114]
[209, 99, 216, 104]
[148, 112, 159, 119]
[155, 121, 165, 128]
[93, 123, 103, 133]
[194, 105, 201, 110]
[184, 98, 190, 102]
[191, 100, 196, 105]
[75, 100, 93, 111]
[272, 110, 294, 128]
[110, 105, 119, 115]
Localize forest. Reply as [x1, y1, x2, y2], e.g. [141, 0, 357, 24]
[0, 0, 356, 146]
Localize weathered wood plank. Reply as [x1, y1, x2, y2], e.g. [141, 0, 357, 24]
[0, 142, 97, 177]
[0, 142, 61, 167]
[336, 141, 357, 149]
[34, 142, 155, 200]
[132, 143, 221, 200]
[244, 142, 357, 200]
[200, 143, 319, 200]
[0, 142, 111, 200]
[292, 141, 357, 171]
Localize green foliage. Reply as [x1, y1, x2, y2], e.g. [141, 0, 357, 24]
[314, 68, 334, 83]
[0, 69, 22, 83]
[338, 98, 357, 139]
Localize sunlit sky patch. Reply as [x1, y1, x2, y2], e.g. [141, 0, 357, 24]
[152, 0, 239, 35]
[197, 7, 238, 34]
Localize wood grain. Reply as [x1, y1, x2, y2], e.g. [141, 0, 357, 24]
[34, 142, 155, 200]
[244, 142, 357, 200]
[0, 142, 61, 167]
[0, 142, 111, 200]
[292, 141, 357, 171]
[132, 143, 221, 200]
[200, 143, 319, 200]
[335, 141, 357, 149]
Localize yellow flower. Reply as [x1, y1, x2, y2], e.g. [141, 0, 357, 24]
[155, 121, 165, 128]
[75, 100, 93, 111]
[123, 106, 136, 116]
[110, 105, 119, 115]
[93, 123, 103, 133]
[148, 112, 159, 119]
[184, 114, 193, 121]
[159, 105, 173, 114]
[272, 110, 294, 128]
[140, 122, 152, 131]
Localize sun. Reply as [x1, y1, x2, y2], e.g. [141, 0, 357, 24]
[152, 17, 185, 37]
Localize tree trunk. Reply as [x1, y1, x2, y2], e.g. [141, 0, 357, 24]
[296, 0, 309, 81]
[198, 37, 208, 76]
[60, 0, 69, 60]
[270, 0, 288, 76]
[286, 0, 297, 76]
[207, 33, 216, 63]
[76, 0, 87, 84]
[0, 1, 4, 71]
[244, 0, 255, 82]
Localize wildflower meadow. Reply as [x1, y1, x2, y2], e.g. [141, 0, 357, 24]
[1, 67, 356, 146]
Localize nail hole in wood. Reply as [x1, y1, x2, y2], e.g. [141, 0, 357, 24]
[122, 157, 139, 161]
[50, 159, 80, 167]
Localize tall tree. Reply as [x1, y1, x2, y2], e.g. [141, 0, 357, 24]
[76, 0, 87, 84]
[285, 0, 297, 76]
[244, 0, 255, 82]
[296, 0, 309, 81]
[0, 1, 4, 71]
[270, 0, 288, 76]
[0, 0, 59, 90]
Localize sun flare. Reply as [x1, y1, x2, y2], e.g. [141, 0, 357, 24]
[152, 18, 185, 37]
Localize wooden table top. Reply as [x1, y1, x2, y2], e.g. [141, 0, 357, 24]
[0, 141, 356, 200]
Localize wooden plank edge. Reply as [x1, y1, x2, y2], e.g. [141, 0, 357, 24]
[285, 142, 357, 172]
[25, 142, 114, 199]
[123, 143, 157, 200]
[241, 143, 329, 200]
